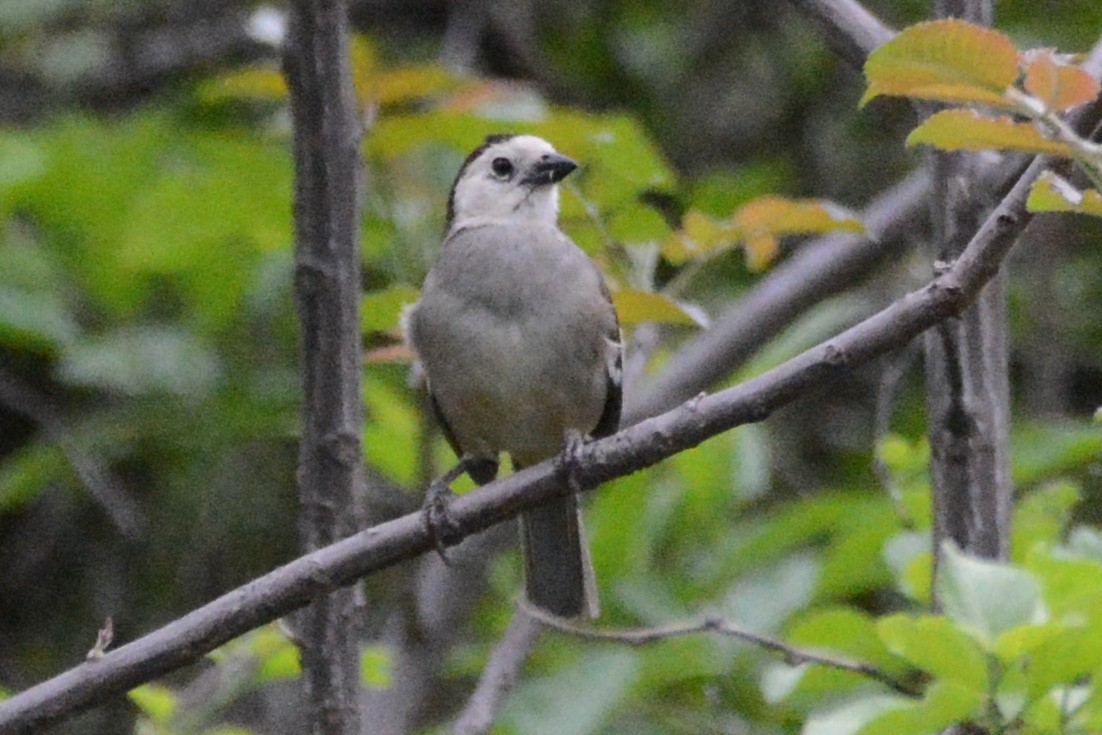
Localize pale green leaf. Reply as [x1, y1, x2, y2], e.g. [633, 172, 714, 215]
[804, 695, 908, 735]
[936, 542, 1046, 648]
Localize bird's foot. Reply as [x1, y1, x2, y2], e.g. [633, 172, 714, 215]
[555, 428, 588, 494]
[422, 462, 467, 563]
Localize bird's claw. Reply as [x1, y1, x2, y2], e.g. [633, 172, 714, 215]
[556, 428, 587, 494]
[422, 463, 467, 563]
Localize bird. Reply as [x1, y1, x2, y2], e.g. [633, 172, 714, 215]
[404, 134, 623, 618]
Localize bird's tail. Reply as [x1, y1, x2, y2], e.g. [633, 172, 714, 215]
[519, 493, 599, 619]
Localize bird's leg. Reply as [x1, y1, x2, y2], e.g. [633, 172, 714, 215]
[555, 428, 588, 494]
[422, 460, 469, 562]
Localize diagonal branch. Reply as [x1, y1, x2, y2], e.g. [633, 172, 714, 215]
[0, 140, 1055, 733]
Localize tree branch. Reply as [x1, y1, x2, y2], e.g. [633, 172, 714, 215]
[452, 612, 544, 735]
[0, 139, 1053, 733]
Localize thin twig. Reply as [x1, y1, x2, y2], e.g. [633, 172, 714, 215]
[523, 606, 921, 698]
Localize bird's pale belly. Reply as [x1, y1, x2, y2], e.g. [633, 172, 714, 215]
[425, 318, 605, 465]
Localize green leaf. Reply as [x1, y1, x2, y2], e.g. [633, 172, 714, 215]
[804, 695, 910, 735]
[503, 650, 638, 735]
[362, 284, 420, 334]
[58, 326, 222, 397]
[877, 614, 988, 693]
[606, 201, 671, 244]
[252, 627, 301, 683]
[860, 682, 985, 735]
[862, 19, 1020, 108]
[361, 644, 393, 688]
[906, 109, 1072, 156]
[363, 375, 419, 485]
[0, 287, 79, 352]
[612, 289, 704, 327]
[128, 683, 178, 724]
[1027, 171, 1102, 217]
[936, 542, 1046, 648]
[1012, 421, 1102, 485]
[1012, 481, 1080, 559]
[763, 607, 903, 704]
[1024, 625, 1102, 701]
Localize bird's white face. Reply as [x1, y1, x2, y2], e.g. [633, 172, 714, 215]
[446, 135, 578, 234]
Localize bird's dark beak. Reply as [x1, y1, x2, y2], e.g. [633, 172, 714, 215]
[523, 153, 578, 186]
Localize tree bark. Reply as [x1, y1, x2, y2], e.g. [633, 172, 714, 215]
[283, 1, 364, 733]
[925, 0, 1012, 587]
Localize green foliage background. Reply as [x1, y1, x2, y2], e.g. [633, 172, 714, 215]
[2, 1, 1102, 733]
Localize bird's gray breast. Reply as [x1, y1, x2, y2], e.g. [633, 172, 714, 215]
[410, 222, 614, 461]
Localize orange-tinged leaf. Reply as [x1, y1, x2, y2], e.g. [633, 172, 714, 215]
[612, 289, 704, 327]
[744, 234, 780, 272]
[732, 196, 865, 239]
[862, 19, 1019, 108]
[1022, 49, 1102, 112]
[1027, 171, 1102, 217]
[906, 109, 1072, 156]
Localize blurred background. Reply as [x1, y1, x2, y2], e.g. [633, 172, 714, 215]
[2, 1, 1102, 733]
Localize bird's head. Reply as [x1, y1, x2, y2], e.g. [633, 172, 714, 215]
[445, 134, 578, 235]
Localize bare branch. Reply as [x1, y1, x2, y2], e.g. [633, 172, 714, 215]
[526, 606, 920, 698]
[452, 612, 543, 735]
[0, 365, 145, 541]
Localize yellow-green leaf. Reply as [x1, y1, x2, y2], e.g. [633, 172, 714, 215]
[362, 284, 420, 334]
[907, 109, 1072, 156]
[360, 65, 465, 107]
[128, 683, 178, 724]
[661, 209, 734, 264]
[862, 19, 1019, 108]
[1023, 49, 1102, 112]
[362, 644, 393, 688]
[1027, 171, 1102, 216]
[199, 66, 288, 104]
[612, 289, 704, 327]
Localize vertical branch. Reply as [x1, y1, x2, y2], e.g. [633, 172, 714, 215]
[282, 1, 364, 733]
[925, 0, 1011, 587]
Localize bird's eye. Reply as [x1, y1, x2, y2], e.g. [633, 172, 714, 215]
[490, 157, 514, 179]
